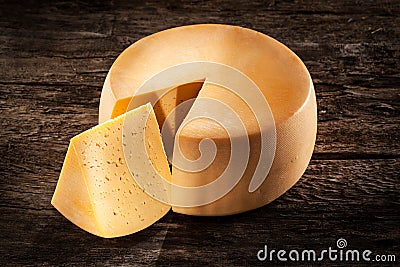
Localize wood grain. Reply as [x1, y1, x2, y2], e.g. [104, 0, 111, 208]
[0, 0, 399, 266]
[1, 160, 398, 265]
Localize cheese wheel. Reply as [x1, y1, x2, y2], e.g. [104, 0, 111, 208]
[52, 104, 171, 237]
[99, 24, 317, 215]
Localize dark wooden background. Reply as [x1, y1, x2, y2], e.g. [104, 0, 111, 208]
[1, 0, 399, 266]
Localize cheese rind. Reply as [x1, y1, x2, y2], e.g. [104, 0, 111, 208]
[98, 24, 317, 215]
[52, 104, 171, 237]
[172, 83, 316, 215]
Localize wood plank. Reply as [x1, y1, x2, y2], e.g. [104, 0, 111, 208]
[0, 0, 399, 265]
[0, 207, 171, 266]
[2, 42, 399, 87]
[1, 83, 398, 158]
[0, 159, 398, 265]
[1, 13, 398, 57]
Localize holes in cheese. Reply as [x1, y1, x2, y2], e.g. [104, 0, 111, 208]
[51, 103, 171, 238]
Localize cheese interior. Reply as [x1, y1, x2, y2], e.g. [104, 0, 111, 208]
[52, 104, 171, 238]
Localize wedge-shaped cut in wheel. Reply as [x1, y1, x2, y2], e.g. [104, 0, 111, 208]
[51, 103, 171, 238]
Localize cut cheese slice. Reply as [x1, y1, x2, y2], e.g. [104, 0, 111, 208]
[52, 103, 171, 237]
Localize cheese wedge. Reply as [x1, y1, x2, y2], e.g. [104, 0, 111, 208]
[98, 24, 317, 216]
[51, 103, 171, 237]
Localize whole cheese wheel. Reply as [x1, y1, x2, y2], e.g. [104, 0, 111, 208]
[99, 24, 317, 215]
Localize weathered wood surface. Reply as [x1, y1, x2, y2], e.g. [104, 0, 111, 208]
[0, 0, 399, 266]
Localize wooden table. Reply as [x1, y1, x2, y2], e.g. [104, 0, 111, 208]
[1, 1, 399, 265]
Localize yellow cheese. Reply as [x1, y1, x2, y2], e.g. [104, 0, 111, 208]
[99, 67, 203, 125]
[116, 81, 203, 129]
[97, 24, 317, 215]
[172, 82, 316, 215]
[51, 103, 171, 237]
